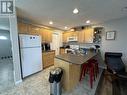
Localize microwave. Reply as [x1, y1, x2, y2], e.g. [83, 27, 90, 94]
[67, 36, 78, 42]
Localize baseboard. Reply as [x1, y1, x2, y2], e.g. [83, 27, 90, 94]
[15, 80, 22, 85]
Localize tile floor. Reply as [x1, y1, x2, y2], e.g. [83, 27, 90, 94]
[0, 59, 14, 93]
[0, 65, 103, 95]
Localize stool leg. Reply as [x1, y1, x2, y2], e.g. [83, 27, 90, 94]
[95, 63, 99, 77]
[90, 67, 93, 88]
[80, 64, 87, 81]
[80, 66, 84, 81]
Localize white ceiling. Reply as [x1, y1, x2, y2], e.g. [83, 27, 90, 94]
[16, 0, 127, 30]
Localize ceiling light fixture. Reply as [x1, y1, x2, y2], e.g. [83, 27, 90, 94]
[86, 20, 90, 24]
[0, 36, 7, 40]
[73, 8, 79, 14]
[65, 26, 68, 29]
[70, 28, 74, 31]
[49, 21, 53, 25]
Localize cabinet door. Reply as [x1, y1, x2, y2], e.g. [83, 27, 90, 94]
[42, 51, 55, 69]
[63, 32, 72, 42]
[84, 28, 94, 43]
[63, 32, 68, 42]
[18, 22, 28, 34]
[78, 30, 85, 43]
[46, 30, 52, 43]
[28, 25, 40, 35]
[71, 32, 78, 37]
[60, 48, 65, 54]
[40, 28, 46, 42]
[40, 29, 52, 43]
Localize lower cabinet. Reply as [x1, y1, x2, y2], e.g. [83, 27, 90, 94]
[60, 48, 65, 54]
[42, 51, 55, 69]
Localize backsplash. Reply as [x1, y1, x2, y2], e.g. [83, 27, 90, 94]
[63, 42, 102, 49]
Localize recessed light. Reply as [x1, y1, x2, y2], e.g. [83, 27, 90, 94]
[70, 28, 74, 31]
[65, 26, 68, 29]
[49, 21, 53, 25]
[73, 8, 79, 14]
[86, 20, 90, 24]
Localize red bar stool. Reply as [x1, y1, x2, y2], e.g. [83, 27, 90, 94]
[88, 59, 99, 78]
[80, 63, 88, 81]
[80, 62, 95, 88]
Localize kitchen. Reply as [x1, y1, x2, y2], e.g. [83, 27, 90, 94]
[0, 0, 127, 95]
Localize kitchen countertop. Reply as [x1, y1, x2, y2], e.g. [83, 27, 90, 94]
[55, 51, 97, 65]
[60, 47, 70, 49]
[42, 50, 55, 53]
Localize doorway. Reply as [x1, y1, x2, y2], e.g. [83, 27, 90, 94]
[52, 33, 60, 55]
[0, 18, 14, 92]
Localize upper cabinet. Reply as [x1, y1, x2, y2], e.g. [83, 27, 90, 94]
[78, 30, 85, 43]
[28, 24, 41, 35]
[18, 21, 53, 43]
[18, 22, 28, 34]
[63, 27, 94, 43]
[63, 31, 78, 43]
[63, 32, 69, 43]
[40, 28, 52, 43]
[84, 28, 94, 43]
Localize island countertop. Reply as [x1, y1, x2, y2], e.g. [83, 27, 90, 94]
[55, 51, 97, 65]
[54, 51, 106, 92]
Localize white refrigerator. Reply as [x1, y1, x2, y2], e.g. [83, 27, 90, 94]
[19, 34, 43, 78]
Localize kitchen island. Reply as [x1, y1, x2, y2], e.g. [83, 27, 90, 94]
[54, 51, 105, 92]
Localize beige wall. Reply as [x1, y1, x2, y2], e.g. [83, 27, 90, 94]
[100, 17, 127, 64]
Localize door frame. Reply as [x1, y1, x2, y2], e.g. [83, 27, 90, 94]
[52, 31, 63, 55]
[9, 15, 22, 84]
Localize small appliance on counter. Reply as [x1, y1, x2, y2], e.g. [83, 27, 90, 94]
[45, 43, 51, 51]
[60, 45, 70, 49]
[42, 43, 51, 51]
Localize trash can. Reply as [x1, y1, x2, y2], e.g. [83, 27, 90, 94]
[49, 67, 63, 95]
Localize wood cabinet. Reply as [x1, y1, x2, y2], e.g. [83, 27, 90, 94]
[78, 30, 85, 43]
[63, 32, 68, 43]
[62, 31, 78, 43]
[60, 48, 65, 54]
[42, 51, 55, 69]
[63, 28, 94, 43]
[84, 28, 94, 43]
[46, 29, 52, 43]
[55, 58, 81, 91]
[40, 28, 52, 43]
[18, 21, 53, 43]
[71, 31, 78, 37]
[18, 22, 28, 34]
[28, 24, 41, 35]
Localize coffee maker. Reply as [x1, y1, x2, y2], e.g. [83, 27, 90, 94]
[45, 43, 50, 51]
[42, 43, 51, 51]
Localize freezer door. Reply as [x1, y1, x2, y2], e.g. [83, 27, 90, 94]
[19, 34, 41, 48]
[20, 47, 43, 78]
